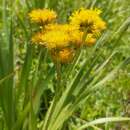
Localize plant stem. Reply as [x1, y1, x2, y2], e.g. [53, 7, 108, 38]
[55, 60, 62, 98]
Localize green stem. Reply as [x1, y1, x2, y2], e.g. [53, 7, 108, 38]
[42, 56, 62, 130]
[55, 59, 62, 98]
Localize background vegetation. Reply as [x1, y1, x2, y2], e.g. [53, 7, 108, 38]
[0, 0, 130, 130]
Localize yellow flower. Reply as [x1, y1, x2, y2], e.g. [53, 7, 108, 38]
[51, 48, 74, 63]
[41, 30, 70, 49]
[85, 33, 96, 46]
[32, 24, 84, 49]
[28, 9, 57, 24]
[69, 8, 106, 33]
[45, 23, 83, 47]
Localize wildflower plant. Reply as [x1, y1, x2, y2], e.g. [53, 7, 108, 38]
[27, 7, 130, 130]
[0, 1, 130, 130]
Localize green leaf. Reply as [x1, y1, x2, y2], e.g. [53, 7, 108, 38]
[78, 117, 130, 130]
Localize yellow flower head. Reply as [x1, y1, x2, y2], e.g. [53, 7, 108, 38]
[85, 33, 96, 46]
[69, 8, 106, 33]
[45, 23, 83, 47]
[41, 30, 70, 49]
[28, 9, 57, 24]
[51, 48, 74, 63]
[32, 24, 84, 49]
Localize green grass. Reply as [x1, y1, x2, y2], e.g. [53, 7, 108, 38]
[0, 0, 130, 130]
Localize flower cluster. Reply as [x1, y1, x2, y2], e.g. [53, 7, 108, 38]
[29, 8, 106, 63]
